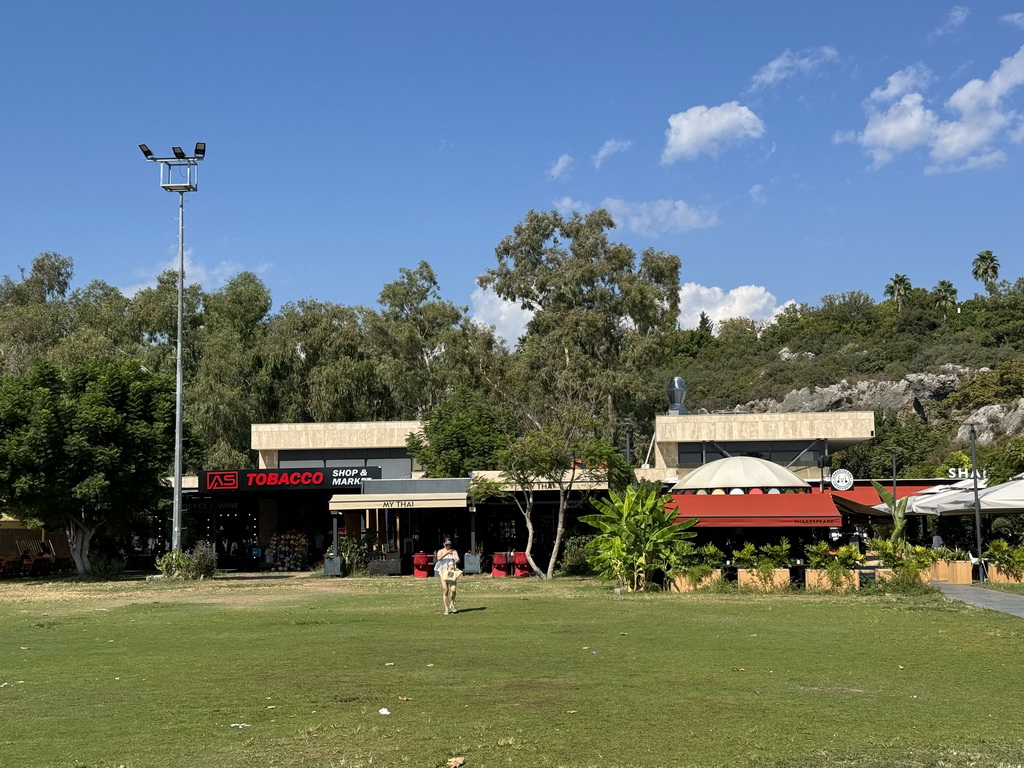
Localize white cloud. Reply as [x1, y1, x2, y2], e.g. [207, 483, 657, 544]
[601, 198, 718, 237]
[843, 46, 1024, 172]
[749, 46, 839, 90]
[859, 92, 940, 168]
[929, 6, 970, 40]
[661, 102, 766, 163]
[553, 196, 589, 216]
[677, 283, 792, 330]
[1002, 12, 1024, 30]
[749, 184, 766, 204]
[470, 287, 532, 348]
[593, 138, 632, 168]
[122, 248, 253, 297]
[549, 153, 573, 179]
[869, 64, 934, 102]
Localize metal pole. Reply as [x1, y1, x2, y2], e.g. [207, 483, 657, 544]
[968, 423, 986, 582]
[172, 190, 185, 552]
[890, 449, 897, 502]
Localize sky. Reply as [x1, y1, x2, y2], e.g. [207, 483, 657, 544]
[2, 2, 1024, 346]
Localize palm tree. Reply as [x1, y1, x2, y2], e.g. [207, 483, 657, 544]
[884, 273, 912, 313]
[972, 250, 1000, 294]
[932, 280, 958, 320]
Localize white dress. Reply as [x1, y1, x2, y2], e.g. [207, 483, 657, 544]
[434, 552, 458, 577]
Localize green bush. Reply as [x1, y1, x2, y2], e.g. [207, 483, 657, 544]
[89, 552, 126, 580]
[156, 542, 218, 580]
[557, 535, 594, 576]
[984, 539, 1024, 580]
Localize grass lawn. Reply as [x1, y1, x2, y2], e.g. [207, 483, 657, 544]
[2, 574, 1023, 768]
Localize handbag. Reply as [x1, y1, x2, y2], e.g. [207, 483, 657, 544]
[440, 565, 463, 582]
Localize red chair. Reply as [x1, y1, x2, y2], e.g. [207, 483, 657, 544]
[412, 552, 434, 578]
[491, 552, 510, 577]
[512, 551, 530, 577]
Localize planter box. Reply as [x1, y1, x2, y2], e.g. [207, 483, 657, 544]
[738, 568, 790, 591]
[805, 568, 858, 592]
[945, 561, 972, 584]
[323, 557, 342, 577]
[368, 557, 402, 576]
[462, 553, 481, 575]
[668, 569, 722, 592]
[873, 567, 896, 583]
[987, 566, 1024, 583]
[929, 560, 972, 584]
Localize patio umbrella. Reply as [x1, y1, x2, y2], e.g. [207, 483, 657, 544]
[895, 479, 985, 515]
[671, 456, 810, 493]
[935, 479, 1024, 514]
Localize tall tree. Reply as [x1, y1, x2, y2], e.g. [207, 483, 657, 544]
[494, 385, 631, 579]
[932, 280, 958, 321]
[0, 253, 75, 376]
[0, 360, 175, 575]
[972, 249, 1000, 294]
[883, 273, 912, 313]
[190, 272, 272, 468]
[479, 208, 681, 431]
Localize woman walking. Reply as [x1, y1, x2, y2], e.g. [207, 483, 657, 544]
[434, 538, 461, 614]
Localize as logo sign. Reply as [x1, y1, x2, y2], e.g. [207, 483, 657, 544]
[206, 471, 239, 490]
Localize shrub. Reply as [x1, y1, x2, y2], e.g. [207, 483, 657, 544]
[804, 541, 831, 570]
[557, 535, 595, 576]
[984, 539, 1024, 580]
[89, 552, 126, 580]
[156, 542, 218, 580]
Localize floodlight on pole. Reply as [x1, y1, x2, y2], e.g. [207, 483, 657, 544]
[139, 142, 206, 552]
[967, 423, 987, 582]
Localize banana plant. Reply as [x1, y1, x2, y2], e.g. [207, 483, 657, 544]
[581, 485, 697, 591]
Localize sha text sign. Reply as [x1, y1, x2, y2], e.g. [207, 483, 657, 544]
[201, 466, 382, 493]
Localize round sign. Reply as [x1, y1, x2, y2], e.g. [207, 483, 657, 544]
[830, 468, 854, 491]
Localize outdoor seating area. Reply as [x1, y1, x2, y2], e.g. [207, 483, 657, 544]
[0, 554, 74, 578]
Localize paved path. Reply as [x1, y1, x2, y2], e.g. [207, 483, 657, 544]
[933, 581, 1024, 618]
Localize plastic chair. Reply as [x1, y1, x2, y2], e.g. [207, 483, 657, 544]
[491, 552, 510, 577]
[512, 551, 530, 577]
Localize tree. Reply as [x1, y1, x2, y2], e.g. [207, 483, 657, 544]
[494, 407, 631, 579]
[972, 250, 1000, 294]
[0, 360, 175, 575]
[478, 208, 681, 429]
[932, 280, 958, 321]
[883, 273, 912, 313]
[405, 387, 514, 478]
[189, 272, 272, 468]
[581, 484, 696, 591]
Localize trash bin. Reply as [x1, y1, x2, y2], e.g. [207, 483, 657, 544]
[492, 552, 510, 577]
[413, 552, 434, 578]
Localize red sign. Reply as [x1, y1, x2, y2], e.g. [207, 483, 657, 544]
[200, 466, 381, 493]
[205, 471, 238, 490]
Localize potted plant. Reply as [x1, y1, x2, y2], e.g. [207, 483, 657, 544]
[943, 547, 973, 584]
[737, 539, 792, 591]
[804, 542, 863, 591]
[866, 536, 904, 582]
[667, 543, 723, 592]
[984, 539, 1024, 583]
[803, 541, 831, 591]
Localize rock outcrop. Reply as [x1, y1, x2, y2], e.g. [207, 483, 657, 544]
[744, 365, 975, 419]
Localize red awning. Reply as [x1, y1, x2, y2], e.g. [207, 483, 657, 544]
[668, 492, 842, 528]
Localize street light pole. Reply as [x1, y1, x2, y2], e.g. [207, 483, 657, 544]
[967, 423, 986, 582]
[139, 143, 206, 552]
[886, 446, 899, 502]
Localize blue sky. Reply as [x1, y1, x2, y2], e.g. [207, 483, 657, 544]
[3, 2, 1024, 344]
